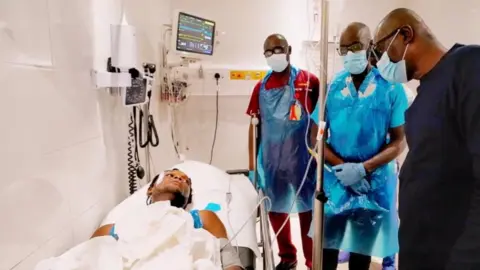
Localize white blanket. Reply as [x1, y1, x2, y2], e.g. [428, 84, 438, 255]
[34, 203, 221, 270]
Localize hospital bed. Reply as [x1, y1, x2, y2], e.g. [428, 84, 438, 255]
[101, 160, 264, 270]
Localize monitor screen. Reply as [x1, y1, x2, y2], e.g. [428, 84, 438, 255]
[176, 12, 215, 56]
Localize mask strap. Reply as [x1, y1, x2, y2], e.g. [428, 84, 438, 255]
[371, 49, 379, 61]
[385, 29, 401, 53]
[402, 44, 409, 60]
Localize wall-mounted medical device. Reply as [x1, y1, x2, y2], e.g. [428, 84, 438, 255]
[171, 10, 216, 60]
[160, 10, 218, 105]
[91, 24, 138, 90]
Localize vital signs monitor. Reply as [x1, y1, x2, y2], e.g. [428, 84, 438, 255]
[171, 11, 216, 59]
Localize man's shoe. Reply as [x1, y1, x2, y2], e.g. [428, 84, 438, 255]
[275, 261, 297, 270]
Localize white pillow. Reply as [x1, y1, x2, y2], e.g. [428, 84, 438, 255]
[172, 160, 230, 193]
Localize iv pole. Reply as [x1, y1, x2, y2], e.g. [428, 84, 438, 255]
[312, 0, 329, 269]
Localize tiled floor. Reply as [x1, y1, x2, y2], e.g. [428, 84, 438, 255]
[255, 215, 386, 270]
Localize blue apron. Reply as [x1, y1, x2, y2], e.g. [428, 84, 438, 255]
[309, 69, 399, 258]
[256, 66, 316, 213]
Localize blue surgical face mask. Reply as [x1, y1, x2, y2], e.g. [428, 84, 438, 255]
[376, 31, 410, 83]
[343, 50, 368, 75]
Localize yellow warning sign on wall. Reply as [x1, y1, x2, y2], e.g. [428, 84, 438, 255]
[230, 70, 267, 80]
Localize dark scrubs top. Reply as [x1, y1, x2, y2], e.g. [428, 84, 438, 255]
[399, 44, 480, 269]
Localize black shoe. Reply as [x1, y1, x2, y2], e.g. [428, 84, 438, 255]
[275, 261, 297, 270]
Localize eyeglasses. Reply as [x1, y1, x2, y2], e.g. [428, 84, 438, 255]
[372, 28, 401, 55]
[337, 42, 364, 56]
[264, 46, 287, 57]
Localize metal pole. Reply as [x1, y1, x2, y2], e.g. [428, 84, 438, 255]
[312, 0, 329, 269]
[259, 189, 275, 270]
[251, 115, 274, 270]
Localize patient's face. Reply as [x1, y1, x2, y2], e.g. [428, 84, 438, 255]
[162, 169, 191, 197]
[147, 169, 192, 208]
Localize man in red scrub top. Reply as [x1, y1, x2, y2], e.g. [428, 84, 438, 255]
[247, 33, 319, 270]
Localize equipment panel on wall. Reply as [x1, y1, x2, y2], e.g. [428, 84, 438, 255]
[230, 70, 267, 81]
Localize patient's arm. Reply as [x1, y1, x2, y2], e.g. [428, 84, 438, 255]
[91, 224, 115, 239]
[199, 210, 228, 238]
[199, 210, 244, 270]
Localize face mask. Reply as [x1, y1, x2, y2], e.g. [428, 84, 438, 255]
[266, 54, 289, 72]
[170, 192, 187, 208]
[376, 31, 409, 83]
[343, 50, 368, 75]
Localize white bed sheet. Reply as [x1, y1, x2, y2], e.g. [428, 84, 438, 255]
[102, 160, 261, 257]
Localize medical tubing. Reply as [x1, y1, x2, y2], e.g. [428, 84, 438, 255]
[127, 112, 138, 195]
[221, 196, 272, 250]
[272, 149, 316, 246]
[209, 77, 220, 165]
[168, 106, 181, 159]
[226, 178, 239, 253]
[138, 108, 159, 148]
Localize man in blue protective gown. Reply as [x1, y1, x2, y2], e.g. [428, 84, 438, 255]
[336, 38, 417, 270]
[309, 22, 408, 270]
[373, 8, 480, 270]
[246, 34, 319, 270]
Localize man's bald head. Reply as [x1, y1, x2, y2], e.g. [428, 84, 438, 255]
[374, 8, 433, 46]
[372, 8, 440, 81]
[264, 34, 289, 52]
[340, 22, 372, 49]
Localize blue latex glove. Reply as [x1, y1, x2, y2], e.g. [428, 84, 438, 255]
[349, 179, 371, 195]
[332, 163, 366, 186]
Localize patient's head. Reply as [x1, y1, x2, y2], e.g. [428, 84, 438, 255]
[147, 169, 193, 209]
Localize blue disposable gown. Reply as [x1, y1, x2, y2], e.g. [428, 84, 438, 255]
[255, 66, 316, 214]
[309, 68, 408, 257]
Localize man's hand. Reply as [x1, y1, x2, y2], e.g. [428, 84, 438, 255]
[349, 178, 371, 195]
[333, 163, 367, 186]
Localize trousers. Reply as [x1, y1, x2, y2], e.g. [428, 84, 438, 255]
[324, 249, 371, 270]
[269, 211, 313, 268]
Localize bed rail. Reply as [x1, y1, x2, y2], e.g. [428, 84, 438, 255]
[251, 115, 275, 270]
[226, 115, 274, 270]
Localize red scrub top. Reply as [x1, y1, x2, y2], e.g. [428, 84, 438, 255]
[246, 68, 320, 116]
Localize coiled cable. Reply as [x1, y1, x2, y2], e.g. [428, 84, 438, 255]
[127, 112, 138, 195]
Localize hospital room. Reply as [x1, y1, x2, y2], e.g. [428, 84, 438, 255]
[2, 0, 480, 269]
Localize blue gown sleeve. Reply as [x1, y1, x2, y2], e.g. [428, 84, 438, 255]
[447, 46, 480, 267]
[310, 103, 320, 125]
[389, 83, 409, 128]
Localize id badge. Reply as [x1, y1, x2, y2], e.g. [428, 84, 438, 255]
[289, 101, 302, 121]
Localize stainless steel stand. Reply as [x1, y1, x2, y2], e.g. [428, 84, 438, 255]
[251, 115, 275, 270]
[312, 0, 330, 269]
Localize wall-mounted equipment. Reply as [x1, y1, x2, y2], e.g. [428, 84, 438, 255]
[171, 10, 216, 60]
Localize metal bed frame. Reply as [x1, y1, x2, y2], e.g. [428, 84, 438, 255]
[225, 115, 275, 270]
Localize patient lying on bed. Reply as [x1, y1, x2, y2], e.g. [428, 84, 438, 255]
[91, 169, 244, 270]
